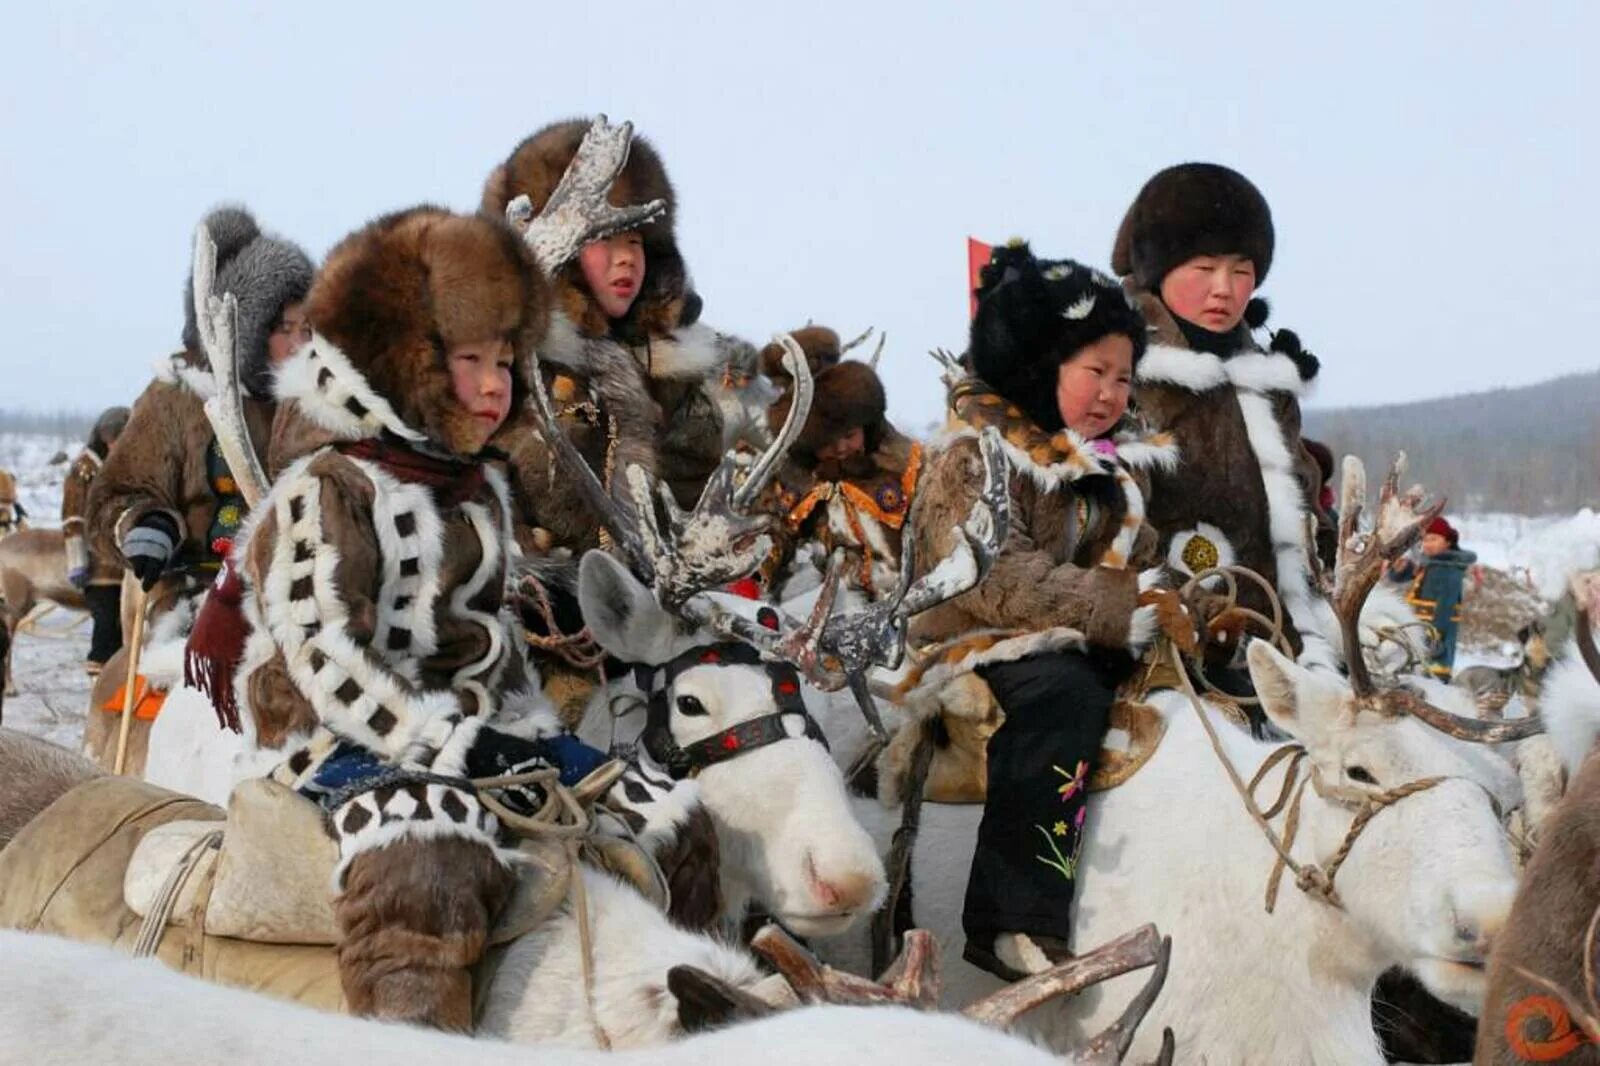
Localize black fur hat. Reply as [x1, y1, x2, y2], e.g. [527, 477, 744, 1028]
[968, 242, 1147, 433]
[1111, 163, 1275, 290]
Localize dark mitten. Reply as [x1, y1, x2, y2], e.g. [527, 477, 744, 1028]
[121, 511, 181, 590]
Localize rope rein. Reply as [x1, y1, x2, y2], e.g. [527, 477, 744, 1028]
[1164, 565, 1472, 914]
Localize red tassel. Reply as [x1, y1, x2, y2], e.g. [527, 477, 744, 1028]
[183, 558, 249, 733]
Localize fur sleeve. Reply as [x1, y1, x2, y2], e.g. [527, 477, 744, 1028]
[86, 381, 189, 565]
[917, 438, 1141, 649]
[59, 453, 94, 535]
[250, 457, 472, 768]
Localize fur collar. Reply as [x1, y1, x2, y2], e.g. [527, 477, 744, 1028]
[271, 333, 425, 445]
[944, 377, 1178, 493]
[1131, 288, 1312, 397]
[151, 351, 216, 400]
[540, 311, 723, 384]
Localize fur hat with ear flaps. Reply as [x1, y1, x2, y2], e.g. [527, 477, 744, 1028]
[762, 327, 888, 459]
[285, 206, 549, 457]
[1111, 163, 1275, 291]
[968, 242, 1147, 434]
[481, 118, 689, 340]
[181, 205, 315, 398]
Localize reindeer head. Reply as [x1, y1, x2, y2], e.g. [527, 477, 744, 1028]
[579, 550, 887, 937]
[1247, 638, 1520, 1012]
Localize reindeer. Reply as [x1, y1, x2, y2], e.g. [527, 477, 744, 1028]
[0, 728, 1174, 1061]
[0, 527, 86, 696]
[0, 468, 25, 536]
[0, 925, 1183, 1066]
[808, 457, 1536, 1063]
[1476, 577, 1600, 1065]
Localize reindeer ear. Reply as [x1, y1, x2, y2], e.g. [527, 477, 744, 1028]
[1248, 641, 1302, 733]
[578, 550, 682, 666]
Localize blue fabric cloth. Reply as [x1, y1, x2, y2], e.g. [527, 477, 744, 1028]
[302, 743, 386, 805]
[541, 733, 608, 786]
[1390, 548, 1477, 677]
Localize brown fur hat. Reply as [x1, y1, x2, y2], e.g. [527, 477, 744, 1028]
[305, 206, 549, 455]
[769, 359, 889, 458]
[1111, 163, 1275, 290]
[481, 119, 688, 340]
[758, 326, 843, 382]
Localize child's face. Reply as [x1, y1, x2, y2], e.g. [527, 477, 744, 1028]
[447, 339, 514, 453]
[816, 425, 867, 463]
[578, 231, 647, 320]
[268, 302, 312, 366]
[1421, 532, 1450, 556]
[1055, 333, 1133, 439]
[1159, 253, 1256, 333]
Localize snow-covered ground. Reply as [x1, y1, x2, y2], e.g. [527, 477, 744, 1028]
[1, 431, 1595, 748]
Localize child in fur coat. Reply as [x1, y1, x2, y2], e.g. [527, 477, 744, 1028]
[909, 244, 1193, 981]
[227, 207, 595, 1031]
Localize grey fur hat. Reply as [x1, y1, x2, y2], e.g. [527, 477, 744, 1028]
[181, 205, 314, 397]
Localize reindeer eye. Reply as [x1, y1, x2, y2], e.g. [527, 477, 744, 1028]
[676, 695, 709, 718]
[1346, 766, 1378, 786]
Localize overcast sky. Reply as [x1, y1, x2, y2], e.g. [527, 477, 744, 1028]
[3, 2, 1595, 429]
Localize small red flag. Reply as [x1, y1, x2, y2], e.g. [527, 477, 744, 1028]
[967, 237, 993, 320]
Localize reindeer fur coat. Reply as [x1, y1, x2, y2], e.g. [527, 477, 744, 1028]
[1129, 290, 1333, 661]
[88, 353, 275, 606]
[909, 378, 1176, 663]
[230, 209, 551, 875]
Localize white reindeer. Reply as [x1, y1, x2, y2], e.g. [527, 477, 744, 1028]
[809, 458, 1537, 1063]
[0, 930, 1081, 1066]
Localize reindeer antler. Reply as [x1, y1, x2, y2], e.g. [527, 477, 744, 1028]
[526, 333, 815, 609]
[507, 114, 667, 274]
[1335, 454, 1543, 743]
[193, 223, 268, 507]
[751, 924, 943, 1010]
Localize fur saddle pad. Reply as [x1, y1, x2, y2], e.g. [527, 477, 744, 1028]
[877, 674, 1168, 805]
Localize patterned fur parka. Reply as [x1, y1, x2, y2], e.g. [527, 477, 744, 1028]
[230, 208, 551, 873]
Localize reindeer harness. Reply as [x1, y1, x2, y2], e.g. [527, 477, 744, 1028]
[635, 639, 830, 781]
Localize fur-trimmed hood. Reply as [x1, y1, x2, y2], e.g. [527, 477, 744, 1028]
[276, 206, 549, 462]
[180, 206, 314, 398]
[481, 118, 691, 341]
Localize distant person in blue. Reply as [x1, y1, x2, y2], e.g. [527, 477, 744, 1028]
[1388, 516, 1477, 680]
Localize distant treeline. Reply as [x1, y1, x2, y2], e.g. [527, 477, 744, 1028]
[0, 409, 93, 438]
[1305, 370, 1600, 516]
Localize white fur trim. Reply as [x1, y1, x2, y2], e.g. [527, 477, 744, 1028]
[329, 782, 508, 887]
[152, 354, 217, 400]
[1225, 351, 1308, 397]
[634, 322, 724, 380]
[1135, 344, 1228, 392]
[271, 333, 425, 443]
[540, 311, 724, 383]
[1233, 391, 1340, 666]
[260, 456, 464, 765]
[943, 425, 1105, 494]
[1126, 604, 1160, 656]
[903, 628, 1089, 711]
[1113, 435, 1181, 473]
[1138, 567, 1166, 593]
